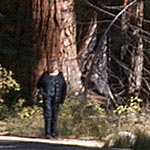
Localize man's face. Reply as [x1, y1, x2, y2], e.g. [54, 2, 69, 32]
[48, 64, 58, 73]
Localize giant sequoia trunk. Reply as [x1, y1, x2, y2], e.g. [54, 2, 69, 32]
[32, 0, 82, 95]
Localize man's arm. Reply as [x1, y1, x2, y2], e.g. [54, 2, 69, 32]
[36, 73, 45, 102]
[60, 72, 67, 104]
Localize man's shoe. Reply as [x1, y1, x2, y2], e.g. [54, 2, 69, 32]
[51, 134, 58, 138]
[45, 135, 53, 139]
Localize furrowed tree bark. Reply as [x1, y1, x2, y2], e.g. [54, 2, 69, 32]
[121, 0, 131, 61]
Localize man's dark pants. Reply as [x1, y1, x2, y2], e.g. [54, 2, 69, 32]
[43, 96, 59, 138]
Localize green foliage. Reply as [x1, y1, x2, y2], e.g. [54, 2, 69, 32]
[0, 65, 20, 119]
[0, 98, 9, 119]
[2, 96, 112, 138]
[18, 105, 42, 119]
[5, 98, 43, 137]
[16, 98, 42, 119]
[2, 96, 150, 149]
[58, 98, 111, 139]
[114, 97, 142, 115]
[0, 64, 20, 95]
[10, 98, 111, 139]
[7, 105, 43, 137]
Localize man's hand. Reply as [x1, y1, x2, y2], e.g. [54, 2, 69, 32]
[34, 89, 43, 105]
[36, 89, 43, 100]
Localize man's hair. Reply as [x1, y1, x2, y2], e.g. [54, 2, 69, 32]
[48, 59, 58, 66]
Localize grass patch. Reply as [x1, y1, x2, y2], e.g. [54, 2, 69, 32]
[2, 98, 112, 139]
[6, 106, 44, 138]
[58, 98, 111, 139]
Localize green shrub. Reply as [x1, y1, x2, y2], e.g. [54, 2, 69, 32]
[112, 97, 143, 127]
[0, 64, 20, 119]
[58, 98, 112, 139]
[0, 65, 20, 94]
[114, 97, 142, 115]
[4, 96, 150, 143]
[7, 105, 44, 137]
[0, 98, 9, 119]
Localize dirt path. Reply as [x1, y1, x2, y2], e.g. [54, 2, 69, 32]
[0, 136, 104, 148]
[0, 136, 133, 150]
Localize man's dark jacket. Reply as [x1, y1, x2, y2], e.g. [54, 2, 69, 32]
[37, 71, 67, 104]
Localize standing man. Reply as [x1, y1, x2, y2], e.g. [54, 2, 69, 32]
[37, 59, 67, 139]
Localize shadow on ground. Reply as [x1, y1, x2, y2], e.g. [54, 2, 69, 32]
[0, 141, 110, 150]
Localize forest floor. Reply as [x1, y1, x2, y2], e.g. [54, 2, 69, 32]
[1, 98, 150, 149]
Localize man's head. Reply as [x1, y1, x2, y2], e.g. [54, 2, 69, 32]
[48, 59, 58, 73]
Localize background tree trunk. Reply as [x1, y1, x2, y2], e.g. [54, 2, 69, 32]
[75, 0, 116, 107]
[128, 1, 144, 97]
